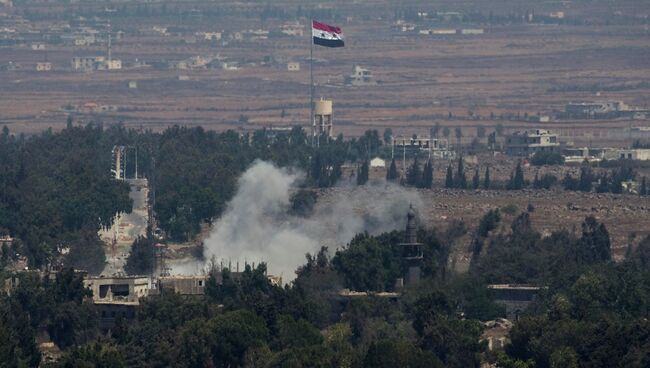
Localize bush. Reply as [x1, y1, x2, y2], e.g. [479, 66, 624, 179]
[289, 190, 318, 217]
[531, 151, 564, 166]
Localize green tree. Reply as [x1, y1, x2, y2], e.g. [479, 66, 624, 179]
[574, 216, 611, 266]
[549, 347, 579, 368]
[495, 123, 504, 136]
[454, 157, 466, 189]
[483, 166, 491, 189]
[364, 339, 443, 368]
[445, 164, 454, 188]
[357, 160, 369, 186]
[531, 151, 564, 166]
[125, 236, 155, 275]
[274, 315, 322, 350]
[420, 160, 433, 189]
[386, 159, 399, 182]
[57, 342, 126, 368]
[477, 209, 501, 238]
[507, 161, 525, 190]
[431, 122, 441, 138]
[383, 128, 393, 145]
[332, 233, 401, 292]
[406, 157, 422, 187]
[563, 172, 579, 191]
[640, 176, 647, 196]
[412, 292, 485, 367]
[578, 164, 594, 192]
[477, 126, 486, 139]
[472, 168, 480, 189]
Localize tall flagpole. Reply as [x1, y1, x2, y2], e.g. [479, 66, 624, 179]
[310, 19, 315, 147]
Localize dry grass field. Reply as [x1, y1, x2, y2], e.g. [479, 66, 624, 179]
[1, 0, 649, 146]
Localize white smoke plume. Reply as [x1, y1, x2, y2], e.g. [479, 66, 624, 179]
[200, 160, 423, 281]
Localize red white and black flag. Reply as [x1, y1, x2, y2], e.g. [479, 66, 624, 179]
[312, 20, 344, 48]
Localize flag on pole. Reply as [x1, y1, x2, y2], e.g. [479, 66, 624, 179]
[312, 20, 344, 48]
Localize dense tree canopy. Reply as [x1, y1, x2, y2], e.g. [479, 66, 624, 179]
[0, 124, 132, 270]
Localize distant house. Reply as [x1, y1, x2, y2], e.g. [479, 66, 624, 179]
[71, 56, 103, 71]
[460, 29, 484, 35]
[608, 149, 650, 161]
[565, 101, 629, 118]
[345, 65, 376, 86]
[0, 235, 13, 248]
[370, 157, 385, 168]
[158, 276, 206, 295]
[280, 22, 304, 37]
[36, 62, 52, 71]
[505, 129, 560, 156]
[287, 62, 300, 71]
[198, 31, 222, 41]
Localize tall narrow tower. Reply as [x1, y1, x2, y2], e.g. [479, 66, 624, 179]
[111, 146, 126, 179]
[399, 205, 423, 285]
[107, 22, 112, 64]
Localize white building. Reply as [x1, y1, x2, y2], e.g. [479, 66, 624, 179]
[460, 29, 484, 35]
[345, 65, 375, 86]
[287, 62, 300, 71]
[370, 157, 386, 168]
[36, 62, 52, 71]
[198, 32, 222, 41]
[607, 149, 650, 161]
[72, 56, 103, 71]
[281, 22, 304, 37]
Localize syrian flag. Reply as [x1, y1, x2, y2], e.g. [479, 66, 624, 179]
[312, 20, 344, 48]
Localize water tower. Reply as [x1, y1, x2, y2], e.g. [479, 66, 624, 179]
[313, 98, 333, 143]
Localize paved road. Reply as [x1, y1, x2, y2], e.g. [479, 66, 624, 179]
[100, 178, 149, 276]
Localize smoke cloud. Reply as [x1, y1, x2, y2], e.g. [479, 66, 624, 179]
[200, 160, 423, 281]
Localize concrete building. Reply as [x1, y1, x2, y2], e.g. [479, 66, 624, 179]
[460, 28, 484, 35]
[505, 129, 560, 156]
[392, 136, 452, 159]
[488, 284, 543, 320]
[565, 101, 629, 118]
[83, 276, 149, 330]
[71, 55, 120, 71]
[84, 276, 149, 304]
[370, 157, 385, 168]
[392, 21, 416, 33]
[281, 21, 304, 37]
[607, 148, 650, 161]
[104, 59, 122, 70]
[198, 31, 222, 41]
[36, 62, 51, 71]
[431, 29, 457, 35]
[72, 56, 101, 71]
[287, 61, 300, 71]
[345, 65, 375, 86]
[482, 319, 513, 351]
[158, 275, 207, 295]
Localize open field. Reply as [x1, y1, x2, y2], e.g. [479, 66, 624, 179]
[318, 185, 650, 264]
[1, 0, 649, 146]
